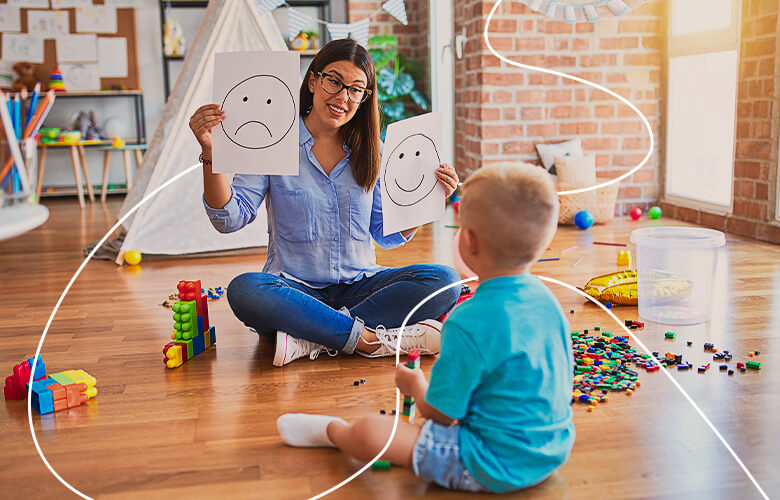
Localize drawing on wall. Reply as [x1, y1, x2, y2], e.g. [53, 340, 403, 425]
[380, 112, 445, 235]
[27, 10, 70, 37]
[60, 63, 100, 91]
[212, 51, 300, 175]
[0, 6, 22, 33]
[1, 34, 44, 63]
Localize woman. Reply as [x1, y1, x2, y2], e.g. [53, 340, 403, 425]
[189, 39, 461, 367]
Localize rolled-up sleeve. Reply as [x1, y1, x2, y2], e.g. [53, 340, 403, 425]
[203, 174, 269, 233]
[369, 177, 414, 249]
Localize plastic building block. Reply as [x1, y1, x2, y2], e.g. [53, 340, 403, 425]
[372, 460, 391, 471]
[353, 381, 359, 386]
[177, 280, 203, 316]
[49, 372, 75, 386]
[617, 250, 631, 266]
[172, 300, 198, 340]
[665, 332, 675, 340]
[401, 350, 421, 423]
[746, 361, 761, 370]
[30, 379, 55, 414]
[59, 370, 97, 399]
[163, 343, 184, 368]
[5, 357, 48, 400]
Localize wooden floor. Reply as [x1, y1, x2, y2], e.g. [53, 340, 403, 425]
[1, 197, 779, 499]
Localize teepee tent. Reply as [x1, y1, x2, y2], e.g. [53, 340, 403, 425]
[116, 0, 288, 264]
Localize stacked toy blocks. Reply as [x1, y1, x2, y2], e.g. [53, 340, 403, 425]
[163, 280, 216, 368]
[401, 350, 421, 423]
[4, 356, 97, 415]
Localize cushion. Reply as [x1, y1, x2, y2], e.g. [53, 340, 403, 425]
[535, 138, 583, 175]
[555, 154, 596, 186]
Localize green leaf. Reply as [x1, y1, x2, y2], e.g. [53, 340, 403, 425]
[368, 34, 398, 48]
[378, 68, 414, 97]
[371, 48, 397, 71]
[409, 89, 429, 111]
[381, 100, 405, 121]
[401, 59, 425, 82]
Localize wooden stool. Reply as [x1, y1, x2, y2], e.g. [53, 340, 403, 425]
[36, 143, 94, 208]
[100, 145, 146, 202]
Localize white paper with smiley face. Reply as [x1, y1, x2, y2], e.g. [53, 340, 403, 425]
[380, 112, 445, 236]
[212, 51, 300, 175]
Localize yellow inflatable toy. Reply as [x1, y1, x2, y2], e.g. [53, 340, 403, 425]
[581, 269, 692, 306]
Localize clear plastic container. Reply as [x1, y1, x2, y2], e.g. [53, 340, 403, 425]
[630, 227, 726, 325]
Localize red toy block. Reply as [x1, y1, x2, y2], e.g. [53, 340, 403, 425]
[177, 280, 203, 317]
[4, 360, 43, 400]
[201, 294, 210, 332]
[64, 383, 88, 408]
[47, 383, 66, 402]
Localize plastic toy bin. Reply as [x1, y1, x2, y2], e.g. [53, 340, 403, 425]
[630, 227, 726, 325]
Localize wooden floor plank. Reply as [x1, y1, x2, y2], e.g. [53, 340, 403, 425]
[1, 198, 779, 498]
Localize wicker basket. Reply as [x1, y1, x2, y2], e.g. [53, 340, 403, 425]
[558, 181, 619, 225]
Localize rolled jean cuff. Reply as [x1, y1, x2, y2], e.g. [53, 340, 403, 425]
[342, 315, 365, 354]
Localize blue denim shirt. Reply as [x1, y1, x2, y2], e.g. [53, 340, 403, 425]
[203, 119, 412, 288]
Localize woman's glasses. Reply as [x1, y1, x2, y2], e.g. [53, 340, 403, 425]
[315, 71, 372, 104]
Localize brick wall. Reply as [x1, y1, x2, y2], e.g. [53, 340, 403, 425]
[348, 0, 430, 90]
[661, 0, 780, 244]
[454, 0, 664, 215]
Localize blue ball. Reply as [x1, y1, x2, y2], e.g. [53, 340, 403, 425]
[574, 210, 594, 230]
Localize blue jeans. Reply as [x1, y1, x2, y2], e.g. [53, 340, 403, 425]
[413, 420, 491, 492]
[226, 264, 461, 353]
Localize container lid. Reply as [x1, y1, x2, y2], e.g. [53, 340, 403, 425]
[630, 226, 726, 249]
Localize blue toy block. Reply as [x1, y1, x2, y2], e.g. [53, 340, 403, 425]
[30, 378, 56, 415]
[26, 356, 47, 381]
[197, 316, 204, 336]
[209, 326, 216, 345]
[192, 332, 205, 356]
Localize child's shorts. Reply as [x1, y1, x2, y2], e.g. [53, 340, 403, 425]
[412, 420, 491, 493]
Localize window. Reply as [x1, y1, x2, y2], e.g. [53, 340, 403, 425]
[665, 0, 740, 209]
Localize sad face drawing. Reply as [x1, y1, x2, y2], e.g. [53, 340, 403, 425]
[220, 74, 296, 150]
[383, 133, 441, 207]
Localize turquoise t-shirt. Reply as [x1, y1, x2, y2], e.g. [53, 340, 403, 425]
[425, 274, 575, 493]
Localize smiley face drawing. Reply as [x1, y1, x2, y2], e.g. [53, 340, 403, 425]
[220, 75, 296, 150]
[383, 134, 441, 207]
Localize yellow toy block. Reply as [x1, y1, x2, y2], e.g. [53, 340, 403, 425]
[204, 327, 211, 348]
[165, 345, 183, 368]
[60, 369, 97, 398]
[617, 250, 632, 266]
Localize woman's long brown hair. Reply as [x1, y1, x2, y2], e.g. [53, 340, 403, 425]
[300, 39, 380, 191]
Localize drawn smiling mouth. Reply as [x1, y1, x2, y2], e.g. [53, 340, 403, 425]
[234, 120, 272, 137]
[395, 175, 424, 193]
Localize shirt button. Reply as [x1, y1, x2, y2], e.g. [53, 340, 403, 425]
[331, 208, 336, 213]
[326, 179, 331, 184]
[333, 265, 338, 270]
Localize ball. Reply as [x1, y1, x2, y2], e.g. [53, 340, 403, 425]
[574, 210, 594, 230]
[648, 206, 662, 219]
[629, 207, 643, 220]
[124, 250, 142, 266]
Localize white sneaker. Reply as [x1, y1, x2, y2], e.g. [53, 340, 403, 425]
[358, 320, 442, 358]
[273, 331, 337, 367]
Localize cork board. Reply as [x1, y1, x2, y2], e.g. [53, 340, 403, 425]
[0, 2, 140, 91]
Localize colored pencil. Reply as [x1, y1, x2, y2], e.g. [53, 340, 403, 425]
[25, 83, 40, 128]
[573, 256, 584, 267]
[593, 241, 627, 247]
[23, 90, 53, 138]
[445, 225, 460, 229]
[537, 257, 560, 262]
[0, 92, 30, 193]
[12, 94, 21, 139]
[561, 244, 578, 255]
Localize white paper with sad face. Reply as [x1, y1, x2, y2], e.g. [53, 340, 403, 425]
[212, 51, 300, 175]
[380, 112, 445, 236]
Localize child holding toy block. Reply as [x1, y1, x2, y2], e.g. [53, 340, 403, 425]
[277, 163, 575, 492]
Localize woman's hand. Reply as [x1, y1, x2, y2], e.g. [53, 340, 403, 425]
[436, 163, 459, 198]
[395, 363, 427, 397]
[189, 104, 225, 151]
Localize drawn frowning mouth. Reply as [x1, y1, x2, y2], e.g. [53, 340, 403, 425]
[235, 120, 272, 137]
[395, 175, 424, 193]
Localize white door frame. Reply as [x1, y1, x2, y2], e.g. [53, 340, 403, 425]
[429, 0, 455, 166]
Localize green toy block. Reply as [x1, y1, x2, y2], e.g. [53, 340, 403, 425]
[49, 372, 75, 386]
[746, 361, 761, 370]
[172, 300, 199, 340]
[372, 460, 391, 471]
[665, 332, 676, 339]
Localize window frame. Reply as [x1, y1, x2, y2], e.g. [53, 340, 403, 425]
[663, 0, 742, 213]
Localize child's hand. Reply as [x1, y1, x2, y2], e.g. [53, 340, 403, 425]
[436, 163, 459, 198]
[395, 364, 427, 396]
[189, 104, 225, 151]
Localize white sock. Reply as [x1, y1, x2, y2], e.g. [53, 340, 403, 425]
[276, 413, 346, 448]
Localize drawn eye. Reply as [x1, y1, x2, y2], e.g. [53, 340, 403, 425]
[399, 153, 404, 159]
[267, 98, 272, 104]
[415, 151, 420, 156]
[243, 96, 248, 102]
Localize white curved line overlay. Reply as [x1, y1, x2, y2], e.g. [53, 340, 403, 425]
[483, 0, 655, 196]
[27, 163, 202, 500]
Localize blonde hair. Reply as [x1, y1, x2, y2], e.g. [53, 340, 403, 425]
[459, 162, 559, 267]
